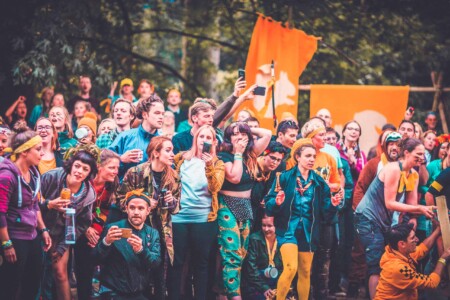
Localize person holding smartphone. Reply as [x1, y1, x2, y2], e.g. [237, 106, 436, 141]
[118, 136, 180, 299]
[93, 190, 161, 300]
[169, 125, 225, 300]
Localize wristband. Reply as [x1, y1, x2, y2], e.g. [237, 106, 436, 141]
[39, 228, 50, 234]
[438, 258, 447, 266]
[234, 153, 243, 160]
[45, 199, 50, 209]
[2, 240, 13, 249]
[102, 237, 112, 246]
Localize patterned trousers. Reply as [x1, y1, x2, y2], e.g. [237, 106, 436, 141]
[217, 194, 251, 298]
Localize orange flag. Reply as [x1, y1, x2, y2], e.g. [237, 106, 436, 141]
[310, 84, 410, 153]
[240, 15, 319, 130]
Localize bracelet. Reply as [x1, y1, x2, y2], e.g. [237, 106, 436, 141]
[234, 153, 243, 160]
[39, 228, 50, 234]
[438, 258, 447, 266]
[102, 237, 112, 247]
[1, 240, 13, 249]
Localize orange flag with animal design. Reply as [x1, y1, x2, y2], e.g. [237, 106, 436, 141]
[240, 14, 319, 130]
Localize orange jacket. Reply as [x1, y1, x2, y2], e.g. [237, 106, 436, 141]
[375, 244, 440, 300]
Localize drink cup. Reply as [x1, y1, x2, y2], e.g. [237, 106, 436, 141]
[60, 188, 71, 200]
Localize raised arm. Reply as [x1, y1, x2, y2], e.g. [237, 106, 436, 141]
[251, 127, 273, 156]
[5, 96, 25, 123]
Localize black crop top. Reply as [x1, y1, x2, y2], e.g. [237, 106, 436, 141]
[218, 151, 254, 191]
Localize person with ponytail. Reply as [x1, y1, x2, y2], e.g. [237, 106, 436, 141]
[217, 121, 271, 299]
[118, 136, 180, 299]
[355, 138, 436, 299]
[0, 124, 51, 299]
[74, 149, 120, 300]
[40, 145, 99, 300]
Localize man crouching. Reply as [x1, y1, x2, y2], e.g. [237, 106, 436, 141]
[375, 222, 450, 300]
[94, 189, 161, 300]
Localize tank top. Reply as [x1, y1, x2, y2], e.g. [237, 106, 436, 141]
[355, 175, 404, 232]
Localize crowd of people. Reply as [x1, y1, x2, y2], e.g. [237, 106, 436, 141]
[0, 75, 449, 300]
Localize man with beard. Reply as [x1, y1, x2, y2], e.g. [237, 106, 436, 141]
[94, 189, 161, 300]
[347, 131, 402, 296]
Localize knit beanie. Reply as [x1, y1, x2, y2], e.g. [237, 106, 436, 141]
[78, 112, 98, 134]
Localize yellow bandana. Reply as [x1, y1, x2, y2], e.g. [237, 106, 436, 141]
[10, 135, 42, 161]
[380, 153, 389, 166]
[306, 127, 326, 139]
[397, 171, 418, 193]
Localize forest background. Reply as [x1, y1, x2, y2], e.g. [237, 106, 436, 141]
[0, 0, 448, 124]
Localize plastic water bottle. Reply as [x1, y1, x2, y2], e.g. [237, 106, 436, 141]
[65, 208, 76, 245]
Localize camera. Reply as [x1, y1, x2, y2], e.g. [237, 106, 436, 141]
[264, 266, 278, 279]
[254, 86, 266, 96]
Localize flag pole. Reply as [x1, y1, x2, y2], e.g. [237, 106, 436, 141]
[271, 60, 277, 128]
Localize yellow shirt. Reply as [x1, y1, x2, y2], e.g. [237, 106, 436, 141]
[38, 158, 57, 174]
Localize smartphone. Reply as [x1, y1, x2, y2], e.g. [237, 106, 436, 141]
[408, 106, 414, 113]
[120, 228, 132, 238]
[238, 69, 245, 80]
[254, 86, 266, 96]
[202, 142, 212, 154]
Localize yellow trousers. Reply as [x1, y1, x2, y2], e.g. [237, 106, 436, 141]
[276, 243, 314, 300]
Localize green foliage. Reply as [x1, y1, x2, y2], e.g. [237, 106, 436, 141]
[2, 0, 449, 125]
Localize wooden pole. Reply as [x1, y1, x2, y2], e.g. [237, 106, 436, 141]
[436, 196, 450, 276]
[438, 101, 449, 133]
[431, 72, 443, 111]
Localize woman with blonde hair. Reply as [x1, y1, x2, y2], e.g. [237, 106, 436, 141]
[49, 105, 77, 154]
[118, 136, 180, 298]
[169, 125, 225, 300]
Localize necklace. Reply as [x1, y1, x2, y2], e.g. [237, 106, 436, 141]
[94, 184, 107, 218]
